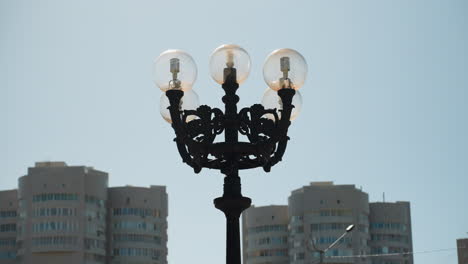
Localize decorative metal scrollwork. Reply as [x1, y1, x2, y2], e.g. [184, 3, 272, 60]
[166, 82, 296, 174]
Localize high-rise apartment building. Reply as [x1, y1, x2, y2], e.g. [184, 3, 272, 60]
[0, 190, 18, 264]
[458, 238, 468, 264]
[242, 205, 289, 264]
[17, 161, 108, 264]
[108, 186, 168, 264]
[369, 202, 413, 264]
[0, 161, 168, 264]
[242, 182, 413, 264]
[288, 182, 370, 264]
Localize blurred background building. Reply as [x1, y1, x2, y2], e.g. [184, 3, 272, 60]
[242, 205, 289, 264]
[458, 238, 468, 264]
[108, 186, 168, 264]
[369, 202, 413, 264]
[0, 189, 18, 264]
[242, 182, 413, 264]
[0, 161, 168, 264]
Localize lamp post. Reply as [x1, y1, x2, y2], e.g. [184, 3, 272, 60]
[310, 224, 355, 264]
[154, 44, 308, 264]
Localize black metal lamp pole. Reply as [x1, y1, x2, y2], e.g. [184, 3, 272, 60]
[158, 45, 306, 264]
[213, 68, 251, 264]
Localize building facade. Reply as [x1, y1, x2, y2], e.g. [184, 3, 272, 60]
[369, 202, 413, 264]
[17, 161, 108, 264]
[242, 205, 289, 264]
[458, 238, 468, 264]
[242, 182, 413, 264]
[108, 186, 168, 264]
[288, 182, 370, 264]
[0, 190, 18, 264]
[0, 161, 168, 264]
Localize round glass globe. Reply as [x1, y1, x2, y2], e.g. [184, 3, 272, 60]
[154, 49, 197, 92]
[160, 89, 200, 123]
[261, 88, 302, 121]
[263, 48, 307, 91]
[209, 44, 251, 84]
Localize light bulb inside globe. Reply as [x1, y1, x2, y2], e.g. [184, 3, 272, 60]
[263, 48, 307, 91]
[154, 50, 197, 92]
[209, 44, 251, 85]
[261, 88, 302, 121]
[160, 89, 200, 123]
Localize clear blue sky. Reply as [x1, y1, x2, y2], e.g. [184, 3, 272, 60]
[1, 0, 467, 263]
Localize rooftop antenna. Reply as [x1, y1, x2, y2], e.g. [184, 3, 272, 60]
[383, 192, 386, 203]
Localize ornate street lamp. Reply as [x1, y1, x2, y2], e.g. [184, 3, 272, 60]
[154, 44, 308, 264]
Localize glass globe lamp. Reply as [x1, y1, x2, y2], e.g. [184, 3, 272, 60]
[261, 88, 302, 121]
[160, 89, 200, 123]
[154, 49, 197, 92]
[209, 44, 251, 85]
[263, 48, 307, 91]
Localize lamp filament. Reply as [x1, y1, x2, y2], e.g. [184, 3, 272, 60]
[169, 58, 182, 89]
[280, 56, 292, 89]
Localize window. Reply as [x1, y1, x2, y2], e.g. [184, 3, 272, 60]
[382, 246, 389, 254]
[0, 238, 16, 246]
[247, 249, 288, 258]
[370, 222, 407, 231]
[316, 236, 352, 245]
[255, 236, 287, 246]
[0, 224, 16, 232]
[113, 234, 162, 245]
[0, 251, 16, 259]
[32, 221, 78, 233]
[33, 207, 77, 217]
[324, 249, 352, 257]
[113, 221, 154, 231]
[33, 193, 79, 202]
[113, 207, 163, 218]
[0, 211, 17, 218]
[371, 234, 409, 243]
[247, 224, 287, 234]
[113, 248, 161, 258]
[311, 223, 353, 231]
[32, 236, 78, 247]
